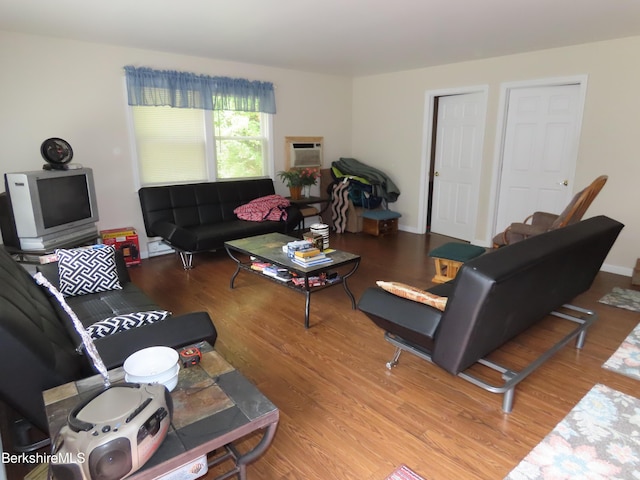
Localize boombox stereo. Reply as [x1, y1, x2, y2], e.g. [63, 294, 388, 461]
[50, 383, 172, 480]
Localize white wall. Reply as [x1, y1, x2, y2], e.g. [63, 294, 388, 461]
[352, 36, 640, 275]
[1, 30, 637, 274]
[0, 30, 352, 257]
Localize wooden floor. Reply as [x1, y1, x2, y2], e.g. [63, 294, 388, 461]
[8, 230, 640, 479]
[129, 230, 640, 480]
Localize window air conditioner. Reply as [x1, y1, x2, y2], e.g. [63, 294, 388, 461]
[291, 142, 322, 168]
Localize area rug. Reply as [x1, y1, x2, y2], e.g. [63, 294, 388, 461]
[385, 464, 426, 480]
[598, 287, 640, 312]
[504, 384, 640, 479]
[602, 322, 640, 380]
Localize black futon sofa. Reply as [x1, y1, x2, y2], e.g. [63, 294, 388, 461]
[358, 216, 624, 412]
[0, 245, 216, 444]
[138, 178, 303, 269]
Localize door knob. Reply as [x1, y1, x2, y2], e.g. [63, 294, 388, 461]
[558, 180, 568, 186]
[434, 171, 440, 177]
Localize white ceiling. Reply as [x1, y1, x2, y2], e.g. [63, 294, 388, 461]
[2, 0, 640, 77]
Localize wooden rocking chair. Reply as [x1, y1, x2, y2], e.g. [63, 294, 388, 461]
[493, 175, 608, 247]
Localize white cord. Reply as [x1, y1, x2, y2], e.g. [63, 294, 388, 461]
[34, 272, 111, 388]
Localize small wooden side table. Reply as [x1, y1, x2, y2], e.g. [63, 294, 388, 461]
[362, 210, 401, 236]
[287, 196, 330, 230]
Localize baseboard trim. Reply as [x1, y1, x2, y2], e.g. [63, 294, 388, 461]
[601, 263, 632, 277]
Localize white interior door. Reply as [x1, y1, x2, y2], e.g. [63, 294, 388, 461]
[494, 84, 582, 234]
[431, 92, 485, 241]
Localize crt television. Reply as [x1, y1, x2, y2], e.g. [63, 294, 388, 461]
[1, 168, 99, 251]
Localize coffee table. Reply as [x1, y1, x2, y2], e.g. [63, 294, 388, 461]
[43, 342, 278, 480]
[225, 232, 361, 329]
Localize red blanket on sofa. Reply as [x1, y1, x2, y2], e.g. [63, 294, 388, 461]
[233, 194, 290, 222]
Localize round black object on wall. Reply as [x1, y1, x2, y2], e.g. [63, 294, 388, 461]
[41, 138, 73, 169]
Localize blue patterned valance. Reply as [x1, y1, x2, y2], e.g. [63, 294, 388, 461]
[124, 66, 276, 113]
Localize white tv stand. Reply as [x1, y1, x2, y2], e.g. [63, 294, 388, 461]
[16, 224, 99, 252]
[4, 224, 99, 263]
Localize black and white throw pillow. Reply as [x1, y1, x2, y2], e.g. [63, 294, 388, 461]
[57, 246, 122, 297]
[86, 310, 171, 339]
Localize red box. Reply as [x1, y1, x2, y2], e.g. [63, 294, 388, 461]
[100, 227, 141, 266]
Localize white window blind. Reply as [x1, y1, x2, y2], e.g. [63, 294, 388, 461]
[130, 106, 272, 187]
[131, 106, 208, 186]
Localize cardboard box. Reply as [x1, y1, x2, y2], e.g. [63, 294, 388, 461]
[100, 227, 141, 266]
[633, 258, 640, 286]
[303, 232, 324, 251]
[100, 227, 136, 240]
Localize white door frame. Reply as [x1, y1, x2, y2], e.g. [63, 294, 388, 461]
[486, 75, 588, 243]
[418, 85, 489, 236]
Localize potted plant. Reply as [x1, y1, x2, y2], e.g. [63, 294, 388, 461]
[277, 168, 320, 199]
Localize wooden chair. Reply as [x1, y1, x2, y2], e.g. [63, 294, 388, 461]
[493, 175, 608, 247]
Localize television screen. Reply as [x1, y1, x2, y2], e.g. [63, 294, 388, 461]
[38, 175, 92, 228]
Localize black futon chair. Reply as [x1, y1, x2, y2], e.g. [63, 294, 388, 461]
[358, 216, 623, 412]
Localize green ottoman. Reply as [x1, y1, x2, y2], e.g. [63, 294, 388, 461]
[429, 242, 485, 283]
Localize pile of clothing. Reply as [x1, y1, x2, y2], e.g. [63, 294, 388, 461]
[328, 157, 400, 233]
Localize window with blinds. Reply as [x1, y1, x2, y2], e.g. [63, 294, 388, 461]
[130, 106, 271, 187]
